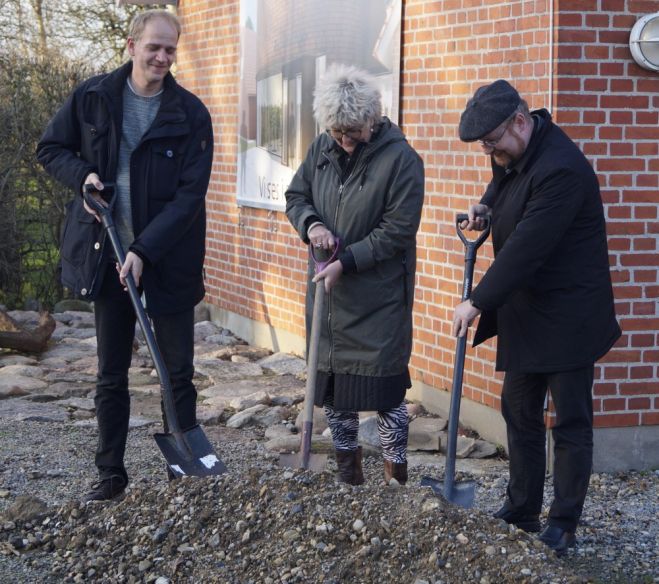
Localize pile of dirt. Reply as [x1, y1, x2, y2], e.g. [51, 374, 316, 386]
[2, 445, 583, 584]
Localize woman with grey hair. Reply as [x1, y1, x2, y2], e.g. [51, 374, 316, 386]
[286, 64, 424, 485]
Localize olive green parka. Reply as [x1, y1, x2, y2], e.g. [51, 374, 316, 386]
[286, 118, 424, 381]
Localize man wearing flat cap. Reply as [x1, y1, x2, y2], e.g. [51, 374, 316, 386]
[453, 80, 620, 556]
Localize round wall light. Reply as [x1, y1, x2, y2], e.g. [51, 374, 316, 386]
[629, 12, 659, 72]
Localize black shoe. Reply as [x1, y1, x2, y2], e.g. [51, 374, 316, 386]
[493, 505, 541, 533]
[83, 475, 127, 503]
[538, 524, 576, 557]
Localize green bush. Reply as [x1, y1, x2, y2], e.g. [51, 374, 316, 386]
[0, 53, 93, 310]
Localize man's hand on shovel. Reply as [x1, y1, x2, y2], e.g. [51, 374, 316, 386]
[453, 300, 481, 338]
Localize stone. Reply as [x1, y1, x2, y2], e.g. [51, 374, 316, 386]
[0, 355, 38, 367]
[53, 300, 93, 313]
[196, 406, 224, 426]
[193, 321, 221, 343]
[56, 397, 96, 412]
[0, 374, 48, 396]
[230, 390, 271, 411]
[193, 359, 263, 383]
[226, 404, 268, 428]
[357, 415, 380, 447]
[470, 440, 499, 459]
[0, 364, 46, 378]
[193, 303, 210, 323]
[408, 416, 447, 451]
[456, 436, 477, 459]
[253, 405, 286, 427]
[42, 382, 92, 399]
[257, 353, 307, 376]
[295, 406, 328, 435]
[3, 495, 48, 521]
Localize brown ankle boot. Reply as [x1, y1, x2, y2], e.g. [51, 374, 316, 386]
[384, 460, 408, 485]
[335, 447, 364, 485]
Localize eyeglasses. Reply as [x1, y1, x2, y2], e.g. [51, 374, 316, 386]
[478, 116, 515, 149]
[326, 127, 363, 142]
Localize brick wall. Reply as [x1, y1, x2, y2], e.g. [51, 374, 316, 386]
[175, 0, 658, 432]
[553, 0, 659, 428]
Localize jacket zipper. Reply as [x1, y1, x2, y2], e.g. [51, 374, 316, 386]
[325, 148, 366, 372]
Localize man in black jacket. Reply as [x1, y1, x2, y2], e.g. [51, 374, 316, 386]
[453, 80, 620, 555]
[37, 10, 213, 501]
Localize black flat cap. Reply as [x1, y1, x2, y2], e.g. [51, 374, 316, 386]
[459, 80, 521, 142]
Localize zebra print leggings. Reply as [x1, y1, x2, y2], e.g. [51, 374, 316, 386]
[324, 397, 409, 463]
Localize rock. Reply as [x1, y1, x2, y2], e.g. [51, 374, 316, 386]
[0, 399, 68, 423]
[295, 406, 328, 435]
[456, 436, 477, 459]
[229, 390, 271, 411]
[193, 303, 210, 323]
[56, 397, 95, 411]
[0, 355, 38, 367]
[196, 406, 224, 426]
[469, 440, 499, 459]
[225, 404, 268, 428]
[253, 405, 286, 427]
[41, 381, 92, 399]
[0, 364, 46, 379]
[3, 495, 48, 521]
[53, 300, 93, 313]
[193, 321, 221, 343]
[193, 359, 263, 383]
[408, 417, 446, 451]
[358, 415, 380, 447]
[0, 374, 48, 396]
[257, 353, 307, 376]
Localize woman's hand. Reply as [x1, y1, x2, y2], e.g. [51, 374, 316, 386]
[308, 224, 337, 250]
[313, 260, 343, 293]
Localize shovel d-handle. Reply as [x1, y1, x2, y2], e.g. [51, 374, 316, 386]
[84, 187, 183, 438]
[455, 213, 491, 302]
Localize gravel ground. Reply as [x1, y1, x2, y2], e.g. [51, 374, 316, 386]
[0, 419, 657, 584]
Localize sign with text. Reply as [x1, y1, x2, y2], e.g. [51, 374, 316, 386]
[237, 0, 401, 211]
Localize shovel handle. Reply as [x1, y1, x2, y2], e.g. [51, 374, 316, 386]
[84, 185, 182, 436]
[456, 213, 491, 252]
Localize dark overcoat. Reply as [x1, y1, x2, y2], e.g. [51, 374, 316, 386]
[470, 109, 621, 372]
[286, 119, 424, 382]
[36, 62, 213, 315]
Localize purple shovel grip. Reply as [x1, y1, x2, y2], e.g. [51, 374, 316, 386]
[310, 237, 341, 273]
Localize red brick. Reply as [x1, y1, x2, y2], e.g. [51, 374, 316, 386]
[594, 413, 640, 428]
[641, 412, 659, 425]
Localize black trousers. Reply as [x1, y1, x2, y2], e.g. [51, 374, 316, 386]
[93, 264, 197, 482]
[501, 366, 594, 532]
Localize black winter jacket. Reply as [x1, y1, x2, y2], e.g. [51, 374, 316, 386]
[286, 119, 424, 380]
[471, 109, 621, 372]
[37, 62, 213, 315]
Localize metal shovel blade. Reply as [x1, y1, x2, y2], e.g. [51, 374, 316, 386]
[279, 451, 328, 472]
[279, 420, 329, 471]
[420, 476, 476, 509]
[155, 425, 227, 478]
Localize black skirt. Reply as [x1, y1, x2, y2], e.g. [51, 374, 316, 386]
[314, 368, 410, 412]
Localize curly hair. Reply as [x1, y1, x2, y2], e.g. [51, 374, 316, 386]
[313, 64, 382, 130]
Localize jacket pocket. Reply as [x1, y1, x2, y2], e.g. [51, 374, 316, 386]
[80, 121, 109, 170]
[60, 197, 105, 298]
[149, 143, 183, 201]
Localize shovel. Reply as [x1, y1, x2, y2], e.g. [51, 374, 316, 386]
[83, 185, 227, 478]
[279, 242, 340, 471]
[421, 212, 491, 508]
